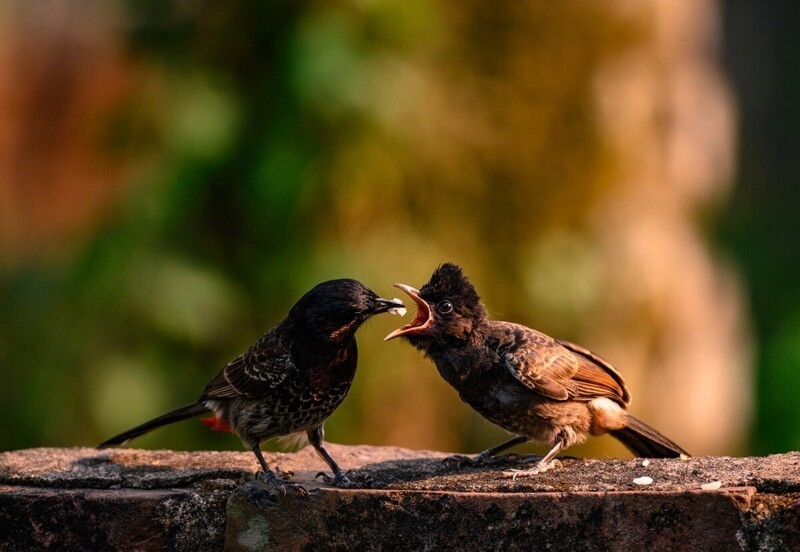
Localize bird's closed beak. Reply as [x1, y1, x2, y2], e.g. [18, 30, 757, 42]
[384, 284, 433, 341]
[373, 297, 406, 315]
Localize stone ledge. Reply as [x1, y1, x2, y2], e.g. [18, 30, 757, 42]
[0, 447, 798, 551]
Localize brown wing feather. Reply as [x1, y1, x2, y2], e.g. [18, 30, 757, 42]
[497, 324, 630, 405]
[200, 331, 294, 400]
[556, 339, 630, 405]
[497, 323, 576, 401]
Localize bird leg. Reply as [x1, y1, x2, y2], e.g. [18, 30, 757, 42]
[502, 439, 564, 479]
[308, 426, 352, 488]
[443, 435, 529, 467]
[251, 444, 308, 495]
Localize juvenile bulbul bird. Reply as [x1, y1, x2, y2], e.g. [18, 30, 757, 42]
[386, 263, 688, 476]
[99, 279, 405, 492]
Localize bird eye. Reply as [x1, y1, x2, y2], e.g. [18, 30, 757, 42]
[437, 300, 454, 314]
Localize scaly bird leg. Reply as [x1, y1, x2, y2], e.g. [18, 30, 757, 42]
[308, 426, 352, 488]
[251, 444, 308, 495]
[503, 439, 564, 479]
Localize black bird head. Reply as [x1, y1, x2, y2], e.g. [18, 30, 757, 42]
[385, 263, 487, 346]
[289, 279, 405, 343]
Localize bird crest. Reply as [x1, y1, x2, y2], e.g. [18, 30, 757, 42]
[422, 263, 482, 310]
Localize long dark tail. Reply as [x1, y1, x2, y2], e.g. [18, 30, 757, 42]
[98, 402, 209, 448]
[610, 414, 690, 458]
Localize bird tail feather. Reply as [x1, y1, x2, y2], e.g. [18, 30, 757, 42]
[98, 402, 209, 448]
[610, 414, 689, 458]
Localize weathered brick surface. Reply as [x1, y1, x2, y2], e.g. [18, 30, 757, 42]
[0, 447, 798, 551]
[0, 486, 229, 551]
[226, 485, 754, 552]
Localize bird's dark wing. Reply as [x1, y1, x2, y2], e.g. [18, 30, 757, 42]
[495, 323, 576, 401]
[200, 331, 294, 400]
[556, 339, 630, 405]
[497, 323, 629, 405]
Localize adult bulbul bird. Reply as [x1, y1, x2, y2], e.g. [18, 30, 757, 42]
[386, 263, 688, 476]
[99, 279, 405, 492]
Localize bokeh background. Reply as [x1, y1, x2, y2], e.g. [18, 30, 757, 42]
[1, 0, 798, 458]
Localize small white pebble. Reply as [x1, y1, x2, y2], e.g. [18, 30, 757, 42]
[633, 476, 653, 485]
[641, 459, 650, 467]
[701, 481, 722, 491]
[680, 453, 690, 462]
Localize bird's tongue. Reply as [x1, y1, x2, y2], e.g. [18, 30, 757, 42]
[384, 284, 432, 341]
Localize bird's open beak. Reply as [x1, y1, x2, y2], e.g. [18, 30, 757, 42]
[384, 284, 433, 341]
[373, 297, 406, 316]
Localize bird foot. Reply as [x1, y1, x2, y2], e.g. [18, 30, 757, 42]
[315, 471, 352, 488]
[256, 470, 309, 496]
[443, 452, 524, 468]
[502, 459, 562, 480]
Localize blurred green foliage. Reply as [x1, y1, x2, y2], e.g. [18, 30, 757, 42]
[721, 2, 800, 454]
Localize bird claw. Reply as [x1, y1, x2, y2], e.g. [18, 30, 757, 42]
[315, 471, 352, 488]
[502, 459, 562, 480]
[502, 468, 537, 480]
[256, 471, 309, 496]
